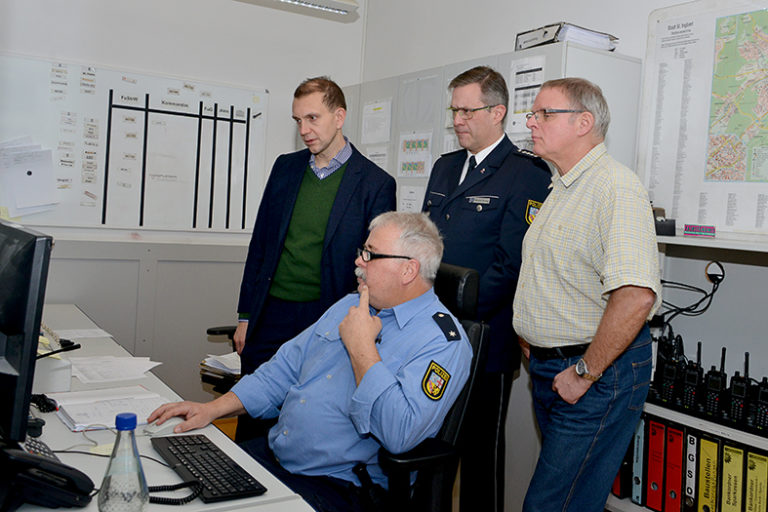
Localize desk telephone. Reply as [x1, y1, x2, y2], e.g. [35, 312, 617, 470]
[0, 446, 94, 510]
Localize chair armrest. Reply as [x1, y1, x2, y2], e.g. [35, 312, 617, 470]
[379, 437, 457, 473]
[379, 438, 459, 507]
[207, 326, 237, 338]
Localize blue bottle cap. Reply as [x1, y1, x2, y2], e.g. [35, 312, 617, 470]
[115, 412, 137, 431]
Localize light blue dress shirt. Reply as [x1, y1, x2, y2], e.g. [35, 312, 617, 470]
[230, 288, 472, 488]
[309, 136, 353, 179]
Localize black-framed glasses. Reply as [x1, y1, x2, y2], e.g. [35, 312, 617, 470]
[357, 248, 412, 262]
[447, 104, 499, 120]
[525, 108, 585, 121]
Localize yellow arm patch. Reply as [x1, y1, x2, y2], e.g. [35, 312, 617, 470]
[422, 360, 451, 401]
[526, 199, 543, 225]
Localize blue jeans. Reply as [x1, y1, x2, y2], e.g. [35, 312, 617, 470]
[523, 325, 652, 512]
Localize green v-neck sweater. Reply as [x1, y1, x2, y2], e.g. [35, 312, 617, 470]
[269, 163, 347, 301]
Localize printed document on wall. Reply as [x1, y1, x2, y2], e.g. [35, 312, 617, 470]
[399, 185, 425, 212]
[507, 55, 545, 135]
[361, 99, 392, 144]
[397, 131, 432, 178]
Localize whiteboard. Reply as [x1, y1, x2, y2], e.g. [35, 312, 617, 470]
[0, 54, 268, 232]
[637, 0, 768, 236]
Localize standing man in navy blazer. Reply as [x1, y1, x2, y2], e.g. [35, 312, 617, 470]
[234, 77, 395, 438]
[422, 66, 551, 511]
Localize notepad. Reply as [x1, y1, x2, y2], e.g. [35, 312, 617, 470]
[48, 385, 168, 431]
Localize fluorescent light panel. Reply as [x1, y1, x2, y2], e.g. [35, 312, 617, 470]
[277, 0, 357, 15]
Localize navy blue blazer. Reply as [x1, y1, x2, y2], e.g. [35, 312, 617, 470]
[422, 136, 551, 372]
[237, 144, 396, 341]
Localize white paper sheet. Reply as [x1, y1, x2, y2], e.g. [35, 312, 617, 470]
[397, 131, 432, 178]
[361, 99, 392, 144]
[399, 185, 426, 212]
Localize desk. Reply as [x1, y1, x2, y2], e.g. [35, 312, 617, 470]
[25, 304, 312, 512]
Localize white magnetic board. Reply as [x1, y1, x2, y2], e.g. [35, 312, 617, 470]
[0, 54, 268, 232]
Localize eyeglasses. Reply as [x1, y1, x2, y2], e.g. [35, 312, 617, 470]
[447, 105, 499, 120]
[357, 248, 412, 262]
[525, 108, 585, 121]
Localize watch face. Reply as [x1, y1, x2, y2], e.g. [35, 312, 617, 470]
[575, 358, 586, 376]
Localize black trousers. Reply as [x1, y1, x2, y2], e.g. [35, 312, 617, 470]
[236, 295, 324, 442]
[459, 370, 514, 512]
[239, 436, 387, 512]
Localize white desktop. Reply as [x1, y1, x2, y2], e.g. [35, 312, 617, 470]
[24, 304, 312, 512]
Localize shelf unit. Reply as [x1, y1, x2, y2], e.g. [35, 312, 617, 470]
[603, 402, 768, 511]
[657, 234, 768, 254]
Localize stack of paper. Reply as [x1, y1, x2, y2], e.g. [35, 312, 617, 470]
[515, 22, 618, 52]
[201, 352, 241, 377]
[69, 356, 162, 384]
[0, 136, 58, 218]
[48, 385, 167, 431]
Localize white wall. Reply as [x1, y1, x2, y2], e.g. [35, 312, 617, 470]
[362, 0, 684, 82]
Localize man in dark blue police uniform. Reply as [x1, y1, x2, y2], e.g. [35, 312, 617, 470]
[422, 66, 551, 512]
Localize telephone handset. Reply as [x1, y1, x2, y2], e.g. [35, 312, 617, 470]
[1, 447, 94, 510]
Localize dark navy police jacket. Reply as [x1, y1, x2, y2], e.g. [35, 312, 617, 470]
[422, 135, 551, 372]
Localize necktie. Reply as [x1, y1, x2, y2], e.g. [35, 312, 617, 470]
[467, 155, 477, 176]
[459, 155, 477, 185]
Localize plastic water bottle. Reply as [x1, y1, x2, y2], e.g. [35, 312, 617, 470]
[97, 412, 149, 512]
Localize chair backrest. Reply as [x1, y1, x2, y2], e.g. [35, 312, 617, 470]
[433, 262, 479, 320]
[411, 263, 489, 510]
[431, 262, 488, 446]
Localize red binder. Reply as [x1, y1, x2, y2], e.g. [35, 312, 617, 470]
[664, 423, 685, 512]
[646, 418, 666, 512]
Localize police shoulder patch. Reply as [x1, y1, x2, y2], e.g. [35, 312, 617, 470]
[525, 199, 543, 225]
[422, 360, 451, 400]
[432, 312, 460, 341]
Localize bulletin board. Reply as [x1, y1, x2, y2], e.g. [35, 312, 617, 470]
[0, 53, 268, 232]
[636, 0, 768, 236]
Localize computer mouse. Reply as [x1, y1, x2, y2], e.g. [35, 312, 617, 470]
[143, 416, 185, 436]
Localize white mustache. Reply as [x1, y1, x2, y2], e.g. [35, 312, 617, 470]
[355, 267, 366, 281]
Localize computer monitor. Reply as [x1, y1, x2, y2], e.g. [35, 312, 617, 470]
[0, 220, 53, 444]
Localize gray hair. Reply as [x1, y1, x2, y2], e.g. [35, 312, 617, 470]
[542, 77, 610, 139]
[369, 212, 443, 283]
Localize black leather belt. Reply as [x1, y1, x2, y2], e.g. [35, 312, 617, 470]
[529, 343, 589, 360]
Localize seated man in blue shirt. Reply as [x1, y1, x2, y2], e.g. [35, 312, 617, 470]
[149, 212, 472, 512]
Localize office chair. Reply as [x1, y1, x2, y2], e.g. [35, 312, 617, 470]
[378, 262, 489, 512]
[202, 326, 239, 394]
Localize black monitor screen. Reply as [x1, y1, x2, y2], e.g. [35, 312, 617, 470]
[0, 220, 52, 443]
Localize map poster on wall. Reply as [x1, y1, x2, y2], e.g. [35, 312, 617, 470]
[0, 54, 268, 232]
[640, 5, 768, 234]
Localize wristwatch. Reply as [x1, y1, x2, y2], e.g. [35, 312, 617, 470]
[575, 358, 602, 382]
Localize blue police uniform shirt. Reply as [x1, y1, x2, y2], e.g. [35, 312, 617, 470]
[230, 288, 472, 488]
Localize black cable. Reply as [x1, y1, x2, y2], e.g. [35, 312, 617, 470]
[56, 449, 201, 505]
[55, 449, 173, 469]
[149, 480, 203, 505]
[657, 262, 723, 338]
[36, 342, 82, 359]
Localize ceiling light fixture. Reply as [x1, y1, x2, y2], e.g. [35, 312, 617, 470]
[276, 0, 358, 15]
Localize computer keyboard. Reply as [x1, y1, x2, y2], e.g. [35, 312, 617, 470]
[150, 434, 267, 503]
[24, 436, 61, 461]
